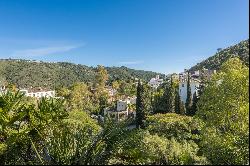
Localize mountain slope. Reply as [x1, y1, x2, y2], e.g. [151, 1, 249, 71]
[0, 59, 164, 89]
[190, 39, 249, 71]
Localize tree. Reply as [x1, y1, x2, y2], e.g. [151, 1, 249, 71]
[180, 101, 186, 115]
[108, 129, 208, 165]
[0, 91, 68, 165]
[68, 82, 95, 113]
[174, 88, 181, 114]
[217, 48, 222, 52]
[46, 110, 101, 165]
[6, 83, 17, 92]
[56, 86, 70, 98]
[165, 76, 177, 113]
[185, 72, 192, 115]
[152, 88, 166, 114]
[196, 57, 249, 165]
[135, 80, 146, 129]
[112, 80, 120, 90]
[95, 65, 108, 88]
[145, 113, 201, 142]
[190, 92, 198, 116]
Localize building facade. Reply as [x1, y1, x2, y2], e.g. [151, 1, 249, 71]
[179, 79, 200, 103]
[148, 75, 164, 89]
[19, 89, 56, 98]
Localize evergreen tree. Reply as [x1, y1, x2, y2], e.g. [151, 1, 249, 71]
[165, 76, 175, 113]
[180, 101, 186, 115]
[174, 88, 181, 114]
[185, 72, 192, 115]
[151, 87, 166, 114]
[190, 92, 198, 116]
[135, 80, 146, 129]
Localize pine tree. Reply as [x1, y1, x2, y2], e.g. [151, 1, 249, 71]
[185, 72, 192, 115]
[135, 80, 145, 129]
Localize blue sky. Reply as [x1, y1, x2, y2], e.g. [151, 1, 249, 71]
[0, 0, 248, 74]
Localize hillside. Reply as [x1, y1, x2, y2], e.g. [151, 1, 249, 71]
[0, 59, 164, 89]
[190, 39, 249, 71]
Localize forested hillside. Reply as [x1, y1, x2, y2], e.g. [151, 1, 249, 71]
[190, 39, 249, 71]
[0, 59, 164, 89]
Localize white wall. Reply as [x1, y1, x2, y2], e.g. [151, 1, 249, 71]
[179, 82, 199, 103]
[117, 100, 127, 111]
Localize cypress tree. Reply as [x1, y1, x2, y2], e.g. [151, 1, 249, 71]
[185, 72, 192, 115]
[166, 76, 175, 113]
[190, 91, 198, 116]
[174, 88, 181, 114]
[135, 80, 145, 129]
[180, 101, 186, 115]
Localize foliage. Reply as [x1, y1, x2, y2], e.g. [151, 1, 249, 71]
[77, 118, 131, 165]
[45, 110, 101, 165]
[190, 39, 249, 71]
[106, 66, 165, 84]
[95, 65, 108, 88]
[196, 57, 249, 165]
[190, 92, 198, 116]
[0, 91, 68, 164]
[185, 72, 192, 115]
[118, 80, 137, 97]
[108, 130, 208, 165]
[152, 87, 166, 114]
[0, 59, 164, 89]
[135, 81, 146, 129]
[145, 113, 200, 142]
[67, 82, 93, 112]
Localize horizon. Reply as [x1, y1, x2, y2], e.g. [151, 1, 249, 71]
[0, 38, 248, 75]
[0, 0, 249, 74]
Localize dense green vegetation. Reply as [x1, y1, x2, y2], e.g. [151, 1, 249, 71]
[190, 39, 249, 71]
[0, 57, 249, 165]
[0, 59, 164, 89]
[195, 57, 249, 165]
[0, 38, 249, 165]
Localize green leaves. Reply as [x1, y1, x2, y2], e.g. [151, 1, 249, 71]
[0, 91, 69, 164]
[196, 57, 249, 165]
[145, 113, 200, 142]
[190, 39, 249, 71]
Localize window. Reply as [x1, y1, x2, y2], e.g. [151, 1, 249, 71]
[182, 84, 184, 87]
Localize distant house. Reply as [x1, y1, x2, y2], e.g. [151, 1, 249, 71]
[148, 75, 164, 89]
[179, 79, 200, 103]
[106, 86, 117, 97]
[177, 68, 216, 103]
[19, 88, 56, 98]
[104, 97, 136, 122]
[200, 69, 216, 80]
[0, 85, 6, 95]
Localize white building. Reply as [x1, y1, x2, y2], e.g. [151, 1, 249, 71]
[117, 100, 129, 112]
[106, 86, 117, 97]
[179, 79, 200, 103]
[104, 97, 136, 122]
[0, 85, 6, 95]
[148, 75, 164, 89]
[19, 89, 56, 98]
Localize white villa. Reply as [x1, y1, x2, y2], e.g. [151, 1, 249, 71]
[104, 97, 136, 122]
[179, 79, 200, 103]
[0, 85, 6, 95]
[177, 68, 216, 103]
[19, 89, 56, 98]
[148, 75, 164, 89]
